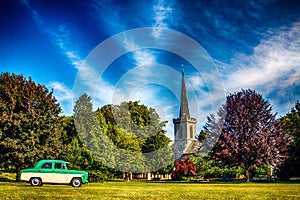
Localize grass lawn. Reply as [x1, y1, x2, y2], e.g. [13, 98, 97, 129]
[0, 180, 300, 200]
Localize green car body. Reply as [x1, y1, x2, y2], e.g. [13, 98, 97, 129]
[20, 160, 88, 187]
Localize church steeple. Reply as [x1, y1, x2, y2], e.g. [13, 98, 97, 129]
[179, 66, 190, 119]
[173, 65, 198, 161]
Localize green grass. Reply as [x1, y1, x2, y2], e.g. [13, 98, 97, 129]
[0, 180, 300, 200]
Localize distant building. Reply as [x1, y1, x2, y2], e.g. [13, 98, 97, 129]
[173, 68, 201, 161]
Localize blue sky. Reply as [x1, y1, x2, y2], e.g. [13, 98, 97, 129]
[1, 0, 300, 140]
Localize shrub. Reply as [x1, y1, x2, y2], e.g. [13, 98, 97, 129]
[172, 157, 197, 180]
[190, 155, 245, 178]
[88, 170, 114, 182]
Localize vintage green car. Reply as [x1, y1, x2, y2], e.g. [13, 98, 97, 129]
[20, 160, 88, 187]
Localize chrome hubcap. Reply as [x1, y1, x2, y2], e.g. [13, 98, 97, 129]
[73, 179, 80, 186]
[32, 178, 40, 185]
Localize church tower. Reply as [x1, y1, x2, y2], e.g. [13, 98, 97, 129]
[173, 68, 197, 161]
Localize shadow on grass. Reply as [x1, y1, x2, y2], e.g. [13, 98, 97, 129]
[0, 177, 15, 182]
[131, 179, 300, 185]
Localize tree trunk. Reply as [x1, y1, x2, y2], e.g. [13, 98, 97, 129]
[16, 166, 21, 182]
[124, 172, 131, 181]
[245, 169, 250, 182]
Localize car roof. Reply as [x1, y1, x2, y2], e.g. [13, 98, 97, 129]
[35, 160, 69, 167]
[38, 159, 67, 163]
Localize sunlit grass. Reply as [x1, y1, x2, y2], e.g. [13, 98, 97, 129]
[0, 180, 300, 200]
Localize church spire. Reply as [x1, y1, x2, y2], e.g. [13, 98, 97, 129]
[179, 65, 190, 119]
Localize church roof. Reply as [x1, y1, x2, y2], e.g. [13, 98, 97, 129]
[179, 68, 190, 119]
[183, 141, 202, 155]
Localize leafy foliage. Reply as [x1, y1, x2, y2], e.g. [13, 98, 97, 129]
[97, 101, 172, 174]
[277, 101, 300, 179]
[172, 157, 197, 180]
[60, 116, 115, 181]
[0, 73, 63, 181]
[197, 130, 207, 142]
[190, 155, 245, 178]
[72, 96, 172, 176]
[206, 89, 290, 182]
[70, 95, 116, 181]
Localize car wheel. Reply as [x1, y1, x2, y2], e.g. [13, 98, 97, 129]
[71, 177, 82, 187]
[30, 177, 42, 186]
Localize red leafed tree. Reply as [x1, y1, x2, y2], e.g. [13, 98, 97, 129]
[206, 89, 290, 182]
[172, 157, 197, 180]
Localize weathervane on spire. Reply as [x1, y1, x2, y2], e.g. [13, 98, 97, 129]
[181, 64, 184, 75]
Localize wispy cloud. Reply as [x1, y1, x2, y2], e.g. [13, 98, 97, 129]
[21, 0, 84, 115]
[47, 25, 84, 70]
[91, 0, 125, 35]
[21, 0, 42, 25]
[123, 37, 156, 66]
[87, 0, 219, 139]
[152, 0, 173, 38]
[48, 82, 73, 115]
[22, 0, 84, 69]
[217, 20, 300, 114]
[49, 82, 73, 101]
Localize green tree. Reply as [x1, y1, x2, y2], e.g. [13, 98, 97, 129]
[73, 94, 115, 174]
[61, 116, 115, 181]
[142, 130, 173, 174]
[97, 104, 143, 173]
[206, 89, 290, 182]
[72, 98, 172, 177]
[277, 101, 300, 179]
[0, 73, 63, 181]
[73, 93, 94, 139]
[98, 101, 172, 174]
[197, 130, 207, 142]
[61, 116, 78, 145]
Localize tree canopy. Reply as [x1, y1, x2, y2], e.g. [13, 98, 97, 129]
[205, 89, 290, 182]
[60, 116, 115, 181]
[97, 101, 173, 173]
[0, 73, 63, 181]
[73, 95, 173, 174]
[277, 101, 300, 179]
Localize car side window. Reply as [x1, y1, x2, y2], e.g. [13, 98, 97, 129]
[54, 162, 64, 169]
[41, 162, 52, 169]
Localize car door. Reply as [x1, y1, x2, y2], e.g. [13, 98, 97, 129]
[39, 162, 54, 183]
[52, 162, 69, 184]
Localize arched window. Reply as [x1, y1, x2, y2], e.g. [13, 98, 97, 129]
[190, 126, 193, 139]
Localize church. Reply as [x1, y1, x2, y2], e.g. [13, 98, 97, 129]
[173, 68, 201, 161]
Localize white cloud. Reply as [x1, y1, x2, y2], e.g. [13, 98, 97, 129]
[123, 37, 156, 66]
[93, 78, 116, 107]
[22, 1, 90, 115]
[215, 20, 300, 115]
[152, 0, 173, 38]
[48, 82, 73, 115]
[224, 21, 300, 92]
[188, 75, 205, 88]
[22, 0, 84, 71]
[49, 82, 73, 100]
[88, 1, 179, 138]
[47, 25, 85, 70]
